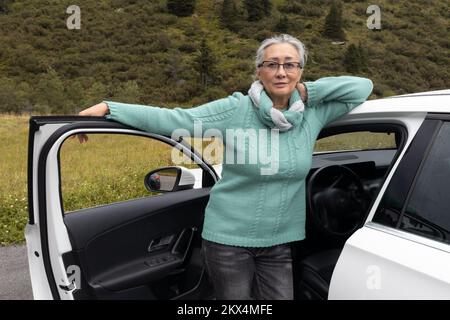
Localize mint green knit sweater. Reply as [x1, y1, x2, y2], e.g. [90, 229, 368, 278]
[105, 76, 373, 247]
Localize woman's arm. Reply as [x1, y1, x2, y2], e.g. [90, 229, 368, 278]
[104, 94, 240, 137]
[75, 102, 110, 142]
[77, 94, 242, 141]
[303, 76, 373, 126]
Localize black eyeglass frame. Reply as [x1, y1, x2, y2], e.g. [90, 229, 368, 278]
[257, 61, 304, 70]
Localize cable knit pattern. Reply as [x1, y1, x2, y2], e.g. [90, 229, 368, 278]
[105, 76, 373, 247]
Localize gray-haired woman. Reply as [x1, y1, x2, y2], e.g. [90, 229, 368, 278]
[78, 34, 373, 300]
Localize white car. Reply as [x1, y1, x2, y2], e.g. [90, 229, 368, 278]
[25, 89, 450, 299]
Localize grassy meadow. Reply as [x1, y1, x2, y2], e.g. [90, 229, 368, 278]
[0, 114, 394, 245]
[0, 115, 29, 245]
[0, 115, 221, 245]
[59, 133, 206, 212]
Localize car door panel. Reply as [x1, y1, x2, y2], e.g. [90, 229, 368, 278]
[88, 229, 193, 292]
[64, 188, 210, 248]
[64, 189, 210, 298]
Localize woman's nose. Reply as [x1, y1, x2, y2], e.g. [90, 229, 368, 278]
[275, 67, 287, 77]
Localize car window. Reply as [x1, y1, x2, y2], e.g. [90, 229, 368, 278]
[372, 119, 450, 245]
[314, 131, 396, 153]
[398, 122, 450, 244]
[59, 133, 201, 214]
[372, 120, 439, 228]
[182, 137, 224, 165]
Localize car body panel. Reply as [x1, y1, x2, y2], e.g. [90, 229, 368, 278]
[329, 223, 450, 299]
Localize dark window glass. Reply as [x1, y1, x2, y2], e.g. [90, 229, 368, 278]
[60, 133, 203, 213]
[314, 131, 396, 153]
[399, 123, 450, 244]
[373, 120, 440, 227]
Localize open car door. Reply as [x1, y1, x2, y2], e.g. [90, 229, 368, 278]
[25, 116, 219, 300]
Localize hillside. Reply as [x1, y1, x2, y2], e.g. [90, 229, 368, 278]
[0, 0, 449, 114]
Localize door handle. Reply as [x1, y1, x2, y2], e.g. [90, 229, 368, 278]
[148, 234, 175, 253]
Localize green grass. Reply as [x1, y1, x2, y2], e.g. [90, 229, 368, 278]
[0, 115, 29, 246]
[60, 134, 215, 212]
[1, 115, 395, 245]
[315, 131, 396, 152]
[0, 116, 221, 245]
[61, 135, 225, 212]
[60, 134, 173, 212]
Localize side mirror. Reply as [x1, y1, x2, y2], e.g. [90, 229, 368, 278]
[144, 166, 196, 193]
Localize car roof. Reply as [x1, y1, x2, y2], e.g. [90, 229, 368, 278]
[349, 89, 450, 115]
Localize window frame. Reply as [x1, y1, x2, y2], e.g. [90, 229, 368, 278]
[315, 123, 406, 155]
[397, 120, 450, 245]
[51, 124, 218, 217]
[372, 114, 450, 247]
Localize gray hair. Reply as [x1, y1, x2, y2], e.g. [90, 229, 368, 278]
[255, 34, 308, 69]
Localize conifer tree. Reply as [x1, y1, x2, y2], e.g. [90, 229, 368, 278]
[167, 0, 196, 17]
[357, 42, 368, 71]
[323, 0, 346, 40]
[244, 0, 270, 22]
[262, 0, 272, 15]
[343, 43, 367, 73]
[274, 15, 289, 33]
[0, 0, 13, 14]
[36, 68, 66, 114]
[195, 39, 216, 87]
[221, 0, 239, 31]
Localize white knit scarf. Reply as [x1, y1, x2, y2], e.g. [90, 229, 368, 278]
[248, 81, 305, 131]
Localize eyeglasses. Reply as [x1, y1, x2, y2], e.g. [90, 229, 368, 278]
[258, 61, 303, 73]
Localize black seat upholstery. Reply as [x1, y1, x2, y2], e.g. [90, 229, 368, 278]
[296, 249, 342, 300]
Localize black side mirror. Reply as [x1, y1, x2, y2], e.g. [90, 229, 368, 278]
[144, 166, 196, 192]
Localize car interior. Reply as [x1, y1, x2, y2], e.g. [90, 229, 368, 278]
[57, 123, 405, 300]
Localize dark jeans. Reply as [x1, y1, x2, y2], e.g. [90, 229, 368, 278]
[201, 239, 294, 300]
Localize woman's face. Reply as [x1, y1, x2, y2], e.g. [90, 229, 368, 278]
[257, 43, 303, 104]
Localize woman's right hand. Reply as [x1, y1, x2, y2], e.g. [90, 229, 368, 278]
[73, 102, 110, 143]
[79, 102, 109, 117]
